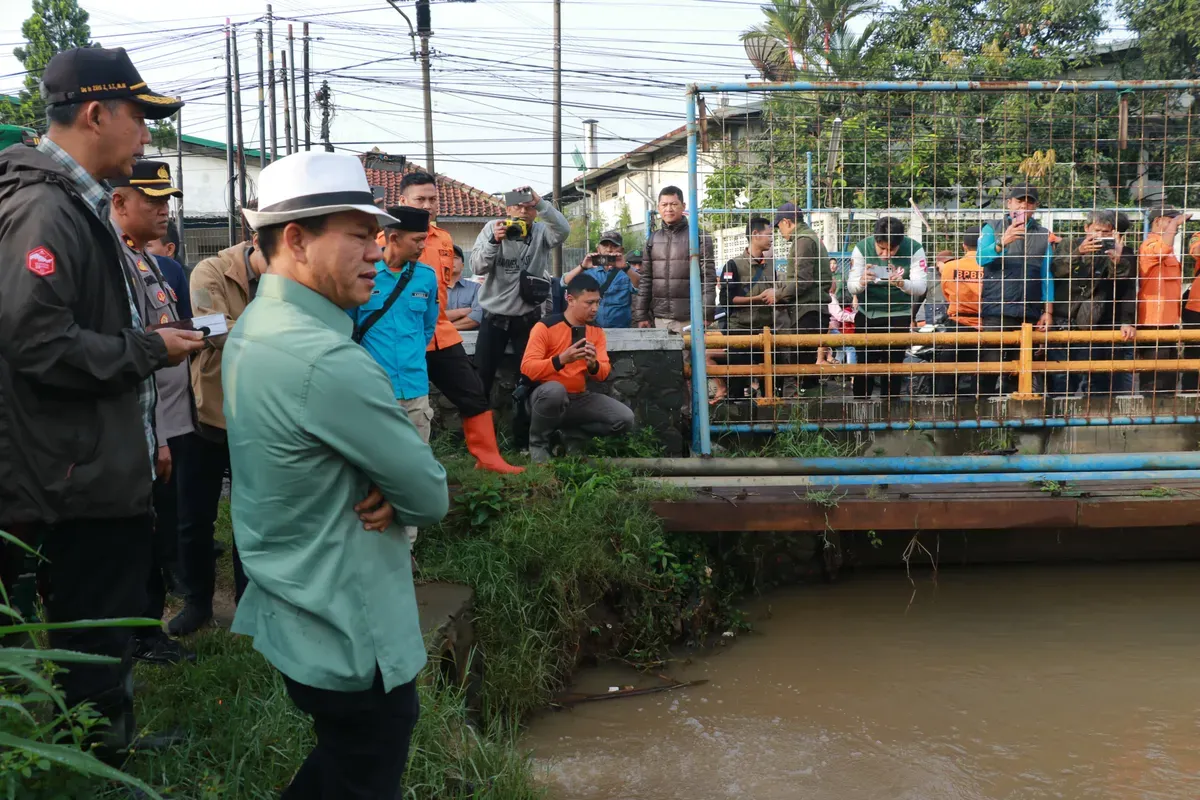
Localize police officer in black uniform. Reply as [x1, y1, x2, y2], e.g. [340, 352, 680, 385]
[110, 160, 198, 666]
[0, 47, 204, 758]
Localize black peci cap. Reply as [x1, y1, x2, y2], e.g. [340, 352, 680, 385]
[42, 47, 183, 120]
[384, 205, 431, 232]
[110, 159, 182, 197]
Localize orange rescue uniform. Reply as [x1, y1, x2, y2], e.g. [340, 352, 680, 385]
[1137, 233, 1183, 326]
[520, 317, 611, 393]
[420, 223, 462, 351]
[939, 252, 982, 329]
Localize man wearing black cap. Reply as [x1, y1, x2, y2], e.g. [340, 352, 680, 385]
[110, 160, 197, 667]
[352, 205, 440, 450]
[561, 229, 640, 329]
[976, 184, 1055, 395]
[0, 46, 204, 756]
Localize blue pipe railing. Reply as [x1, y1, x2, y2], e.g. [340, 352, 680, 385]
[711, 416, 1200, 434]
[683, 469, 1200, 487]
[691, 79, 1200, 94]
[686, 89, 711, 456]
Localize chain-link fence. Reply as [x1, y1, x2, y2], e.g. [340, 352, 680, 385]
[684, 80, 1200, 454]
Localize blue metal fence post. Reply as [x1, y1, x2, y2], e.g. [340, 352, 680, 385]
[686, 87, 712, 456]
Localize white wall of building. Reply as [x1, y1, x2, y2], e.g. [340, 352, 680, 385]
[147, 147, 265, 217]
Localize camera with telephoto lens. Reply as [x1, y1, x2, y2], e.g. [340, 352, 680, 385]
[504, 218, 530, 239]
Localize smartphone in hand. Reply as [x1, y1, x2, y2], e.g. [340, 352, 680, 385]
[571, 325, 587, 345]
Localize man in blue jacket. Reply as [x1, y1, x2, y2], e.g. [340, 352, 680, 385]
[977, 184, 1055, 395]
[351, 205, 440, 543]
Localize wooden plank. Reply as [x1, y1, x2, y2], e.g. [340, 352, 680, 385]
[653, 481, 1200, 533]
[652, 497, 1081, 532]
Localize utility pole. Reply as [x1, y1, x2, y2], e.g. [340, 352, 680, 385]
[551, 0, 562, 277]
[316, 80, 333, 152]
[225, 20, 236, 248]
[387, 0, 435, 173]
[288, 24, 299, 153]
[267, 4, 277, 161]
[232, 26, 248, 239]
[257, 29, 266, 169]
[417, 0, 434, 172]
[281, 50, 292, 156]
[176, 107, 186, 265]
[303, 22, 311, 151]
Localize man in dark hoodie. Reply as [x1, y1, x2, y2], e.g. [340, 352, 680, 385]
[0, 47, 204, 756]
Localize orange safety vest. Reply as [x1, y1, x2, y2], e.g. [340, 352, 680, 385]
[1137, 234, 1183, 326]
[420, 224, 462, 352]
[940, 252, 982, 329]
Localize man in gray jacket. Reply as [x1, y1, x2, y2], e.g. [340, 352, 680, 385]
[470, 186, 570, 398]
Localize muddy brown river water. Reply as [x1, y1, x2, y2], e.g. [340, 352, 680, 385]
[525, 563, 1200, 799]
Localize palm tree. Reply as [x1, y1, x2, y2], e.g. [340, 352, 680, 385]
[741, 0, 815, 72]
[808, 21, 878, 79]
[808, 0, 879, 54]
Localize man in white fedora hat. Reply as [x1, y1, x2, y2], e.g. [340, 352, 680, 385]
[222, 150, 449, 798]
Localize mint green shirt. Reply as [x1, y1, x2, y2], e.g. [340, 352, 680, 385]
[223, 274, 448, 692]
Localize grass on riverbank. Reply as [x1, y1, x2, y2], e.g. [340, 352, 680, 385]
[103, 438, 764, 798]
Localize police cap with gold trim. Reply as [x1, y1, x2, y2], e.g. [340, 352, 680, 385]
[42, 47, 183, 120]
[111, 160, 183, 198]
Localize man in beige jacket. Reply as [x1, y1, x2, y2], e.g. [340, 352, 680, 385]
[170, 232, 265, 635]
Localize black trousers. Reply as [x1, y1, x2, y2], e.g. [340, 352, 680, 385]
[143, 435, 182, 626]
[978, 316, 1023, 396]
[282, 672, 420, 800]
[853, 314, 911, 398]
[474, 311, 541, 401]
[176, 430, 246, 608]
[426, 342, 490, 418]
[38, 515, 154, 748]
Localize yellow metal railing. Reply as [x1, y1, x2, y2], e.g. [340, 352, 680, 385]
[685, 325, 1200, 404]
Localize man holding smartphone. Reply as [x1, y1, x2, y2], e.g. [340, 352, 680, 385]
[976, 184, 1055, 395]
[1049, 209, 1136, 395]
[520, 274, 635, 463]
[471, 184, 570, 399]
[560, 230, 639, 329]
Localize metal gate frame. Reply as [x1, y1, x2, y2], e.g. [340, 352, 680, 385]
[685, 79, 1200, 457]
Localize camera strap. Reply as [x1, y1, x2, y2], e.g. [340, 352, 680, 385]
[352, 263, 416, 344]
[598, 267, 622, 297]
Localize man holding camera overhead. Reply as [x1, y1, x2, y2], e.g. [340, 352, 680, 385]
[470, 185, 570, 399]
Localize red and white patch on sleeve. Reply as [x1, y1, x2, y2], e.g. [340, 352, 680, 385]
[26, 246, 56, 277]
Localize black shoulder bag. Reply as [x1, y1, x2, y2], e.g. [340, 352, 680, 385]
[352, 264, 416, 344]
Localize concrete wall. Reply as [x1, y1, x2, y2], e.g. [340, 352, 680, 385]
[432, 329, 688, 456]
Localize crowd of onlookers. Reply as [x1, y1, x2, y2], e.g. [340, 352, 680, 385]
[511, 183, 1200, 403]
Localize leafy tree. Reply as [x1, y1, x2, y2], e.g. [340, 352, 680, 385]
[1120, 0, 1200, 78]
[150, 117, 177, 151]
[3, 0, 94, 129]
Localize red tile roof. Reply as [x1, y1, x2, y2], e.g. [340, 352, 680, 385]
[359, 153, 504, 219]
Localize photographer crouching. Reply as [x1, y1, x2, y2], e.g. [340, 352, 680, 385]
[470, 185, 570, 400]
